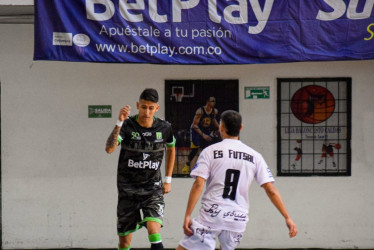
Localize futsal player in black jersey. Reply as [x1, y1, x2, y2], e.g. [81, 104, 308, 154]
[106, 88, 176, 250]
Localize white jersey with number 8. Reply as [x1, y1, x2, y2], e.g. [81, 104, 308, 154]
[190, 138, 275, 232]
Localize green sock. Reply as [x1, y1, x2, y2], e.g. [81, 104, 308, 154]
[118, 243, 130, 250]
[148, 233, 162, 244]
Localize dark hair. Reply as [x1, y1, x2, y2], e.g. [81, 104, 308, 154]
[139, 88, 159, 103]
[205, 96, 216, 103]
[220, 110, 242, 136]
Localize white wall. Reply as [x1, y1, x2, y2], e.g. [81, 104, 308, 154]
[1, 24, 374, 249]
[0, 0, 33, 5]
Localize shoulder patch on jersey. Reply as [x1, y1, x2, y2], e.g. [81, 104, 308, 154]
[192, 163, 198, 170]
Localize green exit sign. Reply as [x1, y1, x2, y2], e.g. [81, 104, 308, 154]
[245, 87, 270, 99]
[88, 105, 112, 118]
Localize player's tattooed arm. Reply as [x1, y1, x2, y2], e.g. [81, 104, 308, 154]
[106, 106, 130, 154]
[105, 126, 121, 154]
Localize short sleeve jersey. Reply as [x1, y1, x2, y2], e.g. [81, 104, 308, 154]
[190, 138, 274, 232]
[196, 107, 217, 135]
[117, 115, 175, 196]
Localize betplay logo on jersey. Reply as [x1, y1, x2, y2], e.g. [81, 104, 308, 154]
[128, 159, 160, 170]
[143, 153, 150, 160]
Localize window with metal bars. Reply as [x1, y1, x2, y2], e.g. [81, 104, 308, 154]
[277, 78, 351, 176]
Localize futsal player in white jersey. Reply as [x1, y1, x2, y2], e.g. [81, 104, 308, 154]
[177, 110, 297, 250]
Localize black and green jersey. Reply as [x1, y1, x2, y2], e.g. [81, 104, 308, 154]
[117, 115, 175, 196]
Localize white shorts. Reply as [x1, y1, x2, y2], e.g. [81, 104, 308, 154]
[178, 218, 243, 250]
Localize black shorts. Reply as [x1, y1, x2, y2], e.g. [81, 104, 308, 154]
[117, 191, 165, 236]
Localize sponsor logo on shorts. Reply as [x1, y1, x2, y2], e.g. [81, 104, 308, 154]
[157, 204, 164, 216]
[195, 227, 211, 242]
[234, 233, 243, 243]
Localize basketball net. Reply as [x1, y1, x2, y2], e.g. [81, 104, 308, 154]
[175, 93, 183, 102]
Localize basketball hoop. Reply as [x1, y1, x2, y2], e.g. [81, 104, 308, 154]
[175, 93, 183, 102]
[170, 85, 191, 103]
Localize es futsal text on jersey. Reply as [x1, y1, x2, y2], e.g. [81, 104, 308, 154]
[214, 149, 254, 163]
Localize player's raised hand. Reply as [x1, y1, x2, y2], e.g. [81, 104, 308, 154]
[118, 105, 131, 121]
[286, 217, 298, 238]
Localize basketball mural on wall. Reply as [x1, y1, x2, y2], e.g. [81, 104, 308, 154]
[165, 80, 239, 177]
[291, 85, 335, 124]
